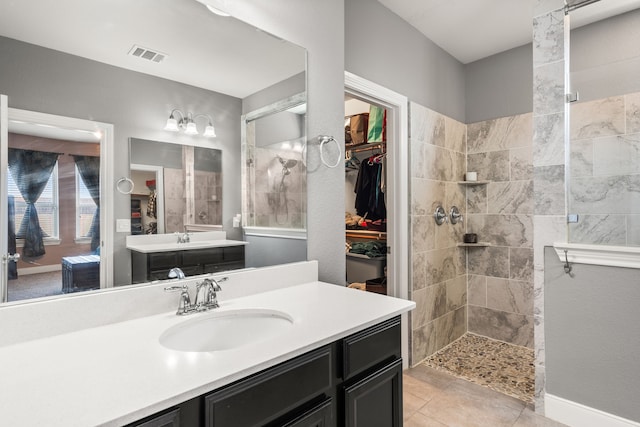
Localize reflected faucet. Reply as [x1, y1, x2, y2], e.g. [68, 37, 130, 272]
[168, 267, 186, 280]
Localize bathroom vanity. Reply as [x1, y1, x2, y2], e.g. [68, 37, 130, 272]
[0, 262, 414, 426]
[126, 232, 247, 283]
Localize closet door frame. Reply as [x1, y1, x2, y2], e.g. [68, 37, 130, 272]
[344, 72, 409, 369]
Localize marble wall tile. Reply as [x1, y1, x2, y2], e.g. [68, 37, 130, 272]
[435, 220, 464, 250]
[411, 178, 445, 216]
[434, 307, 466, 351]
[411, 140, 426, 179]
[627, 215, 640, 246]
[424, 144, 454, 181]
[423, 283, 448, 324]
[412, 251, 427, 292]
[410, 102, 445, 147]
[487, 181, 534, 214]
[532, 216, 566, 271]
[468, 246, 510, 278]
[411, 215, 432, 253]
[592, 134, 640, 176]
[510, 147, 533, 181]
[467, 114, 532, 154]
[466, 214, 533, 248]
[534, 165, 565, 215]
[468, 275, 487, 307]
[533, 112, 564, 167]
[533, 61, 565, 116]
[533, 9, 565, 67]
[467, 185, 487, 214]
[467, 151, 510, 182]
[425, 247, 465, 285]
[568, 214, 626, 245]
[487, 277, 534, 316]
[468, 306, 534, 348]
[626, 92, 640, 134]
[570, 96, 625, 139]
[510, 248, 534, 282]
[412, 322, 437, 365]
[445, 182, 466, 213]
[446, 275, 467, 311]
[445, 116, 467, 154]
[570, 175, 640, 214]
[569, 138, 593, 178]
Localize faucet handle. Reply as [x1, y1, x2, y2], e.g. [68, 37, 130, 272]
[164, 284, 194, 315]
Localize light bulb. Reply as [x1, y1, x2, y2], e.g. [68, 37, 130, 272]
[203, 124, 217, 137]
[185, 121, 198, 135]
[164, 117, 179, 132]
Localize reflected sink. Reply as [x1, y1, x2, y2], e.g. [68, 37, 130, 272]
[159, 308, 294, 352]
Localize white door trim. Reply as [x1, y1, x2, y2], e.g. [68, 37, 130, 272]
[7, 108, 114, 290]
[0, 95, 8, 302]
[344, 72, 410, 368]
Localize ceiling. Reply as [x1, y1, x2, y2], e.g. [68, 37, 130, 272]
[377, 0, 640, 64]
[0, 0, 305, 99]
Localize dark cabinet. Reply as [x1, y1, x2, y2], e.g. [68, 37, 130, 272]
[342, 359, 402, 427]
[127, 316, 402, 427]
[131, 246, 245, 283]
[128, 408, 180, 427]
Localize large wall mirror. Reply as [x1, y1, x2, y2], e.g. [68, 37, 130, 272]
[0, 0, 306, 304]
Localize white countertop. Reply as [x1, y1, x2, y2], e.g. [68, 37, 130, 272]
[0, 281, 414, 426]
[127, 238, 248, 253]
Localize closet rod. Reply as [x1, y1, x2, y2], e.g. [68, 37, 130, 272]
[347, 143, 385, 154]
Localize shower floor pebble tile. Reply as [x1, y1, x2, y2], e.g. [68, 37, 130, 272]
[423, 333, 535, 403]
[403, 365, 567, 427]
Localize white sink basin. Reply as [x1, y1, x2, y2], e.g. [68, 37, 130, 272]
[159, 308, 294, 352]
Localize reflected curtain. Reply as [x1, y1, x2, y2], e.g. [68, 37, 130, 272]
[7, 195, 17, 280]
[7, 148, 60, 260]
[73, 155, 100, 252]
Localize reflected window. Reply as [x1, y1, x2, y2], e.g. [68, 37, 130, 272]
[7, 163, 60, 240]
[75, 165, 97, 240]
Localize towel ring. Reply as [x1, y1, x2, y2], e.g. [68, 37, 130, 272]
[116, 177, 135, 195]
[318, 135, 341, 168]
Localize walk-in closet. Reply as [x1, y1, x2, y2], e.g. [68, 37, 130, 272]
[344, 94, 389, 295]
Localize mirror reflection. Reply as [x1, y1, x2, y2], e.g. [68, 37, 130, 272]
[130, 138, 223, 235]
[0, 0, 306, 304]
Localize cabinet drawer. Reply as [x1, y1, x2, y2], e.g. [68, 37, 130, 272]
[127, 408, 180, 427]
[205, 345, 332, 427]
[223, 245, 245, 262]
[279, 397, 333, 427]
[148, 252, 179, 270]
[341, 316, 400, 381]
[181, 248, 223, 266]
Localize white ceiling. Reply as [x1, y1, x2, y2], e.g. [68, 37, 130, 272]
[378, 0, 640, 64]
[0, 0, 305, 99]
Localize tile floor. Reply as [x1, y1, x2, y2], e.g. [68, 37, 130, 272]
[403, 365, 568, 427]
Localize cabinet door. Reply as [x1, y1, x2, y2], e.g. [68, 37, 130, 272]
[343, 359, 402, 427]
[129, 408, 180, 427]
[279, 398, 333, 427]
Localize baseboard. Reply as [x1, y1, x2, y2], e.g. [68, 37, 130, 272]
[17, 264, 61, 275]
[545, 394, 640, 427]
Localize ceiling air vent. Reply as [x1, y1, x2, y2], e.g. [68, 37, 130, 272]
[128, 45, 167, 63]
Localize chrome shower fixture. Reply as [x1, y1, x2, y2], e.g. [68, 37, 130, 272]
[565, 0, 602, 13]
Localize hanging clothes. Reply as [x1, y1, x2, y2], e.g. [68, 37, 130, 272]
[354, 157, 386, 221]
[147, 189, 157, 219]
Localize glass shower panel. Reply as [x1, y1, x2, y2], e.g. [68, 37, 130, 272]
[568, 5, 640, 246]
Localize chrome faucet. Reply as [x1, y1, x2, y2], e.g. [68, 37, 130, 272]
[194, 277, 227, 311]
[165, 276, 228, 315]
[168, 267, 186, 279]
[176, 227, 191, 243]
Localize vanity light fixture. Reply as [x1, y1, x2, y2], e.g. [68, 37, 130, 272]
[164, 109, 217, 138]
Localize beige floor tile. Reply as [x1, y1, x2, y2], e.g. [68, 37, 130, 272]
[405, 411, 449, 427]
[513, 408, 569, 427]
[403, 386, 428, 421]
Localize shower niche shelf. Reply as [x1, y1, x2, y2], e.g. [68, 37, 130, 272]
[457, 242, 491, 248]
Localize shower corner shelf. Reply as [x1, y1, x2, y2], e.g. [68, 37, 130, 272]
[457, 180, 490, 186]
[457, 242, 491, 248]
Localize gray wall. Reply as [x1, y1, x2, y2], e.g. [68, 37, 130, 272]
[465, 8, 640, 124]
[345, 0, 466, 123]
[223, 0, 345, 285]
[0, 36, 242, 286]
[465, 44, 533, 123]
[544, 247, 640, 422]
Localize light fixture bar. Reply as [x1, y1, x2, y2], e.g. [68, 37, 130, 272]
[164, 109, 216, 138]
